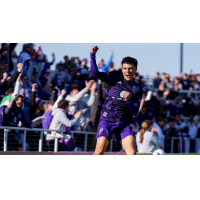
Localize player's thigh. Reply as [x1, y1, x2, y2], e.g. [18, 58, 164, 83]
[120, 135, 136, 155]
[94, 136, 109, 155]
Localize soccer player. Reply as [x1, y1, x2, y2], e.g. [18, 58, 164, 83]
[90, 46, 143, 155]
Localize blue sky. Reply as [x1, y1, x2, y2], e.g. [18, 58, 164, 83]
[14, 43, 200, 78]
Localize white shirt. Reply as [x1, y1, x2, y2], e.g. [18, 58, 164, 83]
[136, 130, 163, 153]
[152, 122, 165, 140]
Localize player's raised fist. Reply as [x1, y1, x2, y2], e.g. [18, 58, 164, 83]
[91, 46, 99, 54]
[123, 91, 130, 101]
[17, 63, 24, 72]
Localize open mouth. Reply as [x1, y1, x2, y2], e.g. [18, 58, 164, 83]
[125, 74, 130, 78]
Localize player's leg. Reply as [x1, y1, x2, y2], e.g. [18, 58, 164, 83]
[120, 135, 136, 155]
[93, 136, 109, 155]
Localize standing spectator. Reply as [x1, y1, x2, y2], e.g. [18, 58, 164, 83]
[39, 52, 55, 78]
[0, 43, 9, 61]
[63, 56, 70, 71]
[153, 72, 161, 89]
[19, 75, 32, 123]
[51, 63, 65, 86]
[163, 117, 179, 153]
[180, 73, 191, 90]
[97, 50, 114, 73]
[17, 43, 34, 83]
[152, 115, 165, 146]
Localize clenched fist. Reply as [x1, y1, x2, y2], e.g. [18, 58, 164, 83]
[17, 63, 24, 72]
[91, 46, 99, 54]
[32, 83, 38, 90]
[85, 80, 95, 90]
[123, 91, 130, 101]
[61, 89, 66, 97]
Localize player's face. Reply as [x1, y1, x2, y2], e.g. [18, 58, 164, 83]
[122, 63, 137, 81]
[16, 97, 23, 108]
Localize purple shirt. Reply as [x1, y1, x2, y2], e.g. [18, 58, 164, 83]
[42, 110, 53, 129]
[90, 53, 143, 121]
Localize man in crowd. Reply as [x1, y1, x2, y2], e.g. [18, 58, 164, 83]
[97, 50, 114, 73]
[153, 72, 162, 89]
[0, 94, 32, 151]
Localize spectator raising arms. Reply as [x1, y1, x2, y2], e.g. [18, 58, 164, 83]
[46, 89, 82, 151]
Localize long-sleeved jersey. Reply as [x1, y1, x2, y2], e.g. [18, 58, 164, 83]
[90, 52, 143, 122]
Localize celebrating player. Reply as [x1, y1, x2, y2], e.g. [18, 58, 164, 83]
[90, 46, 143, 155]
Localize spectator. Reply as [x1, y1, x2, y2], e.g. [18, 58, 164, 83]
[0, 94, 32, 151]
[180, 73, 191, 90]
[163, 117, 179, 153]
[0, 43, 9, 61]
[136, 120, 162, 153]
[97, 50, 114, 73]
[19, 75, 32, 123]
[0, 63, 23, 98]
[157, 84, 165, 98]
[51, 63, 65, 86]
[152, 115, 165, 146]
[47, 90, 82, 151]
[63, 56, 70, 71]
[153, 72, 161, 88]
[17, 43, 34, 83]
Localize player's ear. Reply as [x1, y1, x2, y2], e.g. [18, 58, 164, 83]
[133, 66, 137, 73]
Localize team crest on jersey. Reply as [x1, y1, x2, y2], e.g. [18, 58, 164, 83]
[99, 128, 103, 134]
[132, 86, 138, 93]
[102, 112, 108, 117]
[120, 91, 125, 98]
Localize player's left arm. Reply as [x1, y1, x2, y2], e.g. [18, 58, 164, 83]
[123, 89, 143, 116]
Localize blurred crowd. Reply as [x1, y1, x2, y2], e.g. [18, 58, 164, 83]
[0, 43, 200, 153]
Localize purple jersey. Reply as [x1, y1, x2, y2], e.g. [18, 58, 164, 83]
[91, 53, 143, 122]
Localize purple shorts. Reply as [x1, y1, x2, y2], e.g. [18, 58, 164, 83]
[96, 119, 134, 143]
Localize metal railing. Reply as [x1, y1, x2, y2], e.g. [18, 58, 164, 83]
[168, 137, 200, 153]
[0, 126, 98, 152]
[1, 126, 200, 153]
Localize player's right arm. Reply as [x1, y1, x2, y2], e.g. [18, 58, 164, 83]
[90, 46, 109, 83]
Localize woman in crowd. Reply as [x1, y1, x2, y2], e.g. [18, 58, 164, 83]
[136, 120, 162, 153]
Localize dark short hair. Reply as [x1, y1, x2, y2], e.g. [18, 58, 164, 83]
[23, 43, 31, 51]
[57, 100, 69, 109]
[156, 115, 164, 123]
[121, 57, 138, 68]
[21, 75, 28, 80]
[168, 117, 175, 123]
